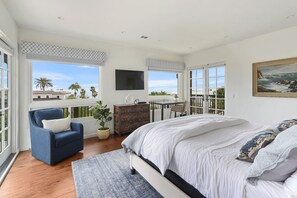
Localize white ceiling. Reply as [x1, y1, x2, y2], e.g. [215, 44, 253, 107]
[3, 0, 297, 54]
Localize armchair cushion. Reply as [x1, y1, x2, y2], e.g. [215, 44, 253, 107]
[55, 130, 82, 148]
[34, 108, 64, 127]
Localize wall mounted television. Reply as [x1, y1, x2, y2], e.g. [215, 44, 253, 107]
[115, 69, 144, 90]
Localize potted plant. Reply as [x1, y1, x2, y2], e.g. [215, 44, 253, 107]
[91, 101, 112, 140]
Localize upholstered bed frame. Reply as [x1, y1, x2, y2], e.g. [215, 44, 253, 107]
[130, 153, 205, 198]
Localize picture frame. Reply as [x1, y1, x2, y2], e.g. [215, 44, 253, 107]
[253, 57, 297, 98]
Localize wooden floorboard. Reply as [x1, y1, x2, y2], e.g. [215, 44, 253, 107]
[0, 135, 127, 198]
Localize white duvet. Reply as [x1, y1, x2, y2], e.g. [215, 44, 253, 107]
[122, 114, 246, 175]
[122, 114, 272, 198]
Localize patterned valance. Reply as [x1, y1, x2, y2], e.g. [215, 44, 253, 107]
[146, 58, 185, 73]
[20, 41, 106, 66]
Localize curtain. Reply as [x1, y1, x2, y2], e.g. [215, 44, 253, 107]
[20, 40, 106, 66]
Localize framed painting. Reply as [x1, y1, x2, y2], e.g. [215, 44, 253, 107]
[253, 57, 297, 97]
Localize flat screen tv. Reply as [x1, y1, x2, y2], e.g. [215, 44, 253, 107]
[115, 69, 144, 90]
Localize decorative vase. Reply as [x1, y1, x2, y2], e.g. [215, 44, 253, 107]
[97, 128, 110, 140]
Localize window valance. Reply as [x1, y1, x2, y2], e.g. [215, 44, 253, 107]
[146, 58, 185, 73]
[20, 41, 106, 66]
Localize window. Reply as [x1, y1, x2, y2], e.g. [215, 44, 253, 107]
[32, 62, 99, 101]
[189, 64, 225, 115]
[148, 71, 179, 96]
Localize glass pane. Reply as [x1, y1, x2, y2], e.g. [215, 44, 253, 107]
[0, 69, 2, 88]
[0, 132, 2, 153]
[217, 77, 225, 88]
[5, 110, 8, 128]
[209, 67, 216, 77]
[217, 99, 225, 110]
[209, 77, 216, 88]
[217, 110, 225, 115]
[217, 67, 225, 77]
[4, 90, 8, 108]
[208, 109, 216, 114]
[32, 62, 99, 100]
[196, 69, 203, 78]
[4, 54, 8, 70]
[208, 95, 215, 108]
[4, 129, 8, 148]
[0, 51, 2, 69]
[148, 71, 178, 96]
[0, 91, 2, 109]
[0, 111, 2, 130]
[4, 70, 8, 88]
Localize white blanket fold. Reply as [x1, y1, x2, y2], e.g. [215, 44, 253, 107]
[122, 115, 246, 175]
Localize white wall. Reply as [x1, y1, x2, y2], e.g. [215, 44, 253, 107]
[0, 1, 19, 154]
[184, 26, 297, 125]
[18, 28, 183, 150]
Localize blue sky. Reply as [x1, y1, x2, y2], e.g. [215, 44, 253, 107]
[148, 71, 178, 93]
[32, 62, 99, 98]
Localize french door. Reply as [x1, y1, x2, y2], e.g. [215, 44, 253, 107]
[0, 48, 11, 166]
[189, 64, 225, 115]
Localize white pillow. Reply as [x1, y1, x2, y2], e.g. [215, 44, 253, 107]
[284, 170, 297, 198]
[247, 125, 297, 182]
[42, 116, 71, 133]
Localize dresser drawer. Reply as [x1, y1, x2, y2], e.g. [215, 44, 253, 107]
[114, 104, 150, 135]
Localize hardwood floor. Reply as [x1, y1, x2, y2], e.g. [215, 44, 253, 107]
[0, 135, 127, 198]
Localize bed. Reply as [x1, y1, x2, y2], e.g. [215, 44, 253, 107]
[122, 114, 292, 198]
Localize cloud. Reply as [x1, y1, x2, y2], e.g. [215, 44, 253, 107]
[33, 72, 72, 81]
[149, 80, 177, 88]
[76, 65, 98, 69]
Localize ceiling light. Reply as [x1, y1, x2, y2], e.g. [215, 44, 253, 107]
[141, 36, 149, 39]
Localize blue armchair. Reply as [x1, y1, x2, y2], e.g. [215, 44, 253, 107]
[28, 108, 84, 165]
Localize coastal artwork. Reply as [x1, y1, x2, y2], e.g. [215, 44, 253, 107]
[253, 57, 297, 97]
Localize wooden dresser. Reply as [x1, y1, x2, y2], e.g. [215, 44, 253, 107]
[114, 104, 150, 135]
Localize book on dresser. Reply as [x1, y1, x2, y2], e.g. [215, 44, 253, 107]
[114, 103, 150, 135]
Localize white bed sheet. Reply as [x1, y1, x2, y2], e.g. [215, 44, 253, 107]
[246, 180, 288, 198]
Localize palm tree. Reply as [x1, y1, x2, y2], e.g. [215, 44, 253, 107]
[80, 89, 86, 99]
[35, 77, 53, 91]
[90, 86, 98, 98]
[68, 82, 81, 98]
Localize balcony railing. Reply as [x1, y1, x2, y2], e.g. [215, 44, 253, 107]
[61, 106, 94, 118]
[190, 94, 225, 115]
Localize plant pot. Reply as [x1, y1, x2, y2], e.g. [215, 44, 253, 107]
[97, 128, 110, 140]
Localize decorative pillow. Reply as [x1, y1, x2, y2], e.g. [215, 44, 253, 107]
[237, 130, 276, 162]
[42, 116, 71, 133]
[247, 125, 297, 182]
[273, 119, 297, 133]
[284, 170, 297, 197]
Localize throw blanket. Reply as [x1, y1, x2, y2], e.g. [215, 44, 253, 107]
[122, 114, 246, 175]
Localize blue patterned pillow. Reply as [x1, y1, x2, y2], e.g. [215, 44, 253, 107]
[273, 119, 297, 133]
[237, 130, 276, 162]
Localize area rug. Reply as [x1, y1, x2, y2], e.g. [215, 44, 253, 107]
[72, 149, 162, 198]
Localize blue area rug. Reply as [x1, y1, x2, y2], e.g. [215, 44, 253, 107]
[72, 149, 162, 198]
